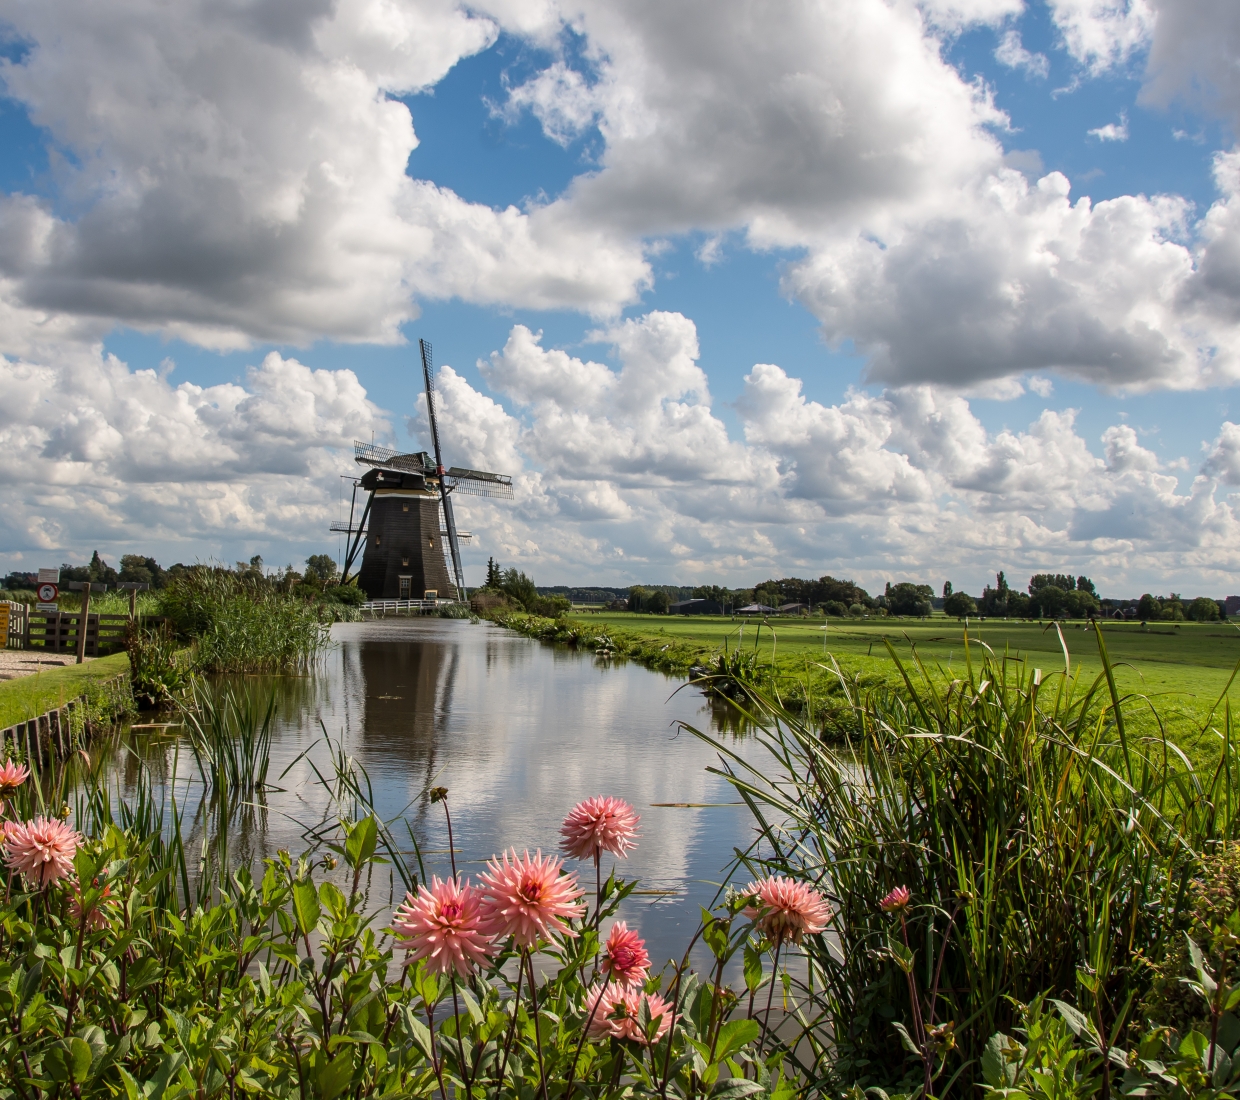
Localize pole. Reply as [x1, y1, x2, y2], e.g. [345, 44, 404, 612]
[129, 586, 137, 621]
[76, 582, 91, 664]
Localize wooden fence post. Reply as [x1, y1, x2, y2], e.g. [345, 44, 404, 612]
[76, 583, 92, 664]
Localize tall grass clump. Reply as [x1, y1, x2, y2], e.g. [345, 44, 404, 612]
[687, 624, 1240, 1096]
[183, 680, 274, 801]
[161, 565, 328, 673]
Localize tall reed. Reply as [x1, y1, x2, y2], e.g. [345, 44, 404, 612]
[183, 679, 274, 802]
[160, 566, 328, 673]
[685, 624, 1240, 1095]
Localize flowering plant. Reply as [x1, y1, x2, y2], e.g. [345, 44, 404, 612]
[0, 785, 823, 1099]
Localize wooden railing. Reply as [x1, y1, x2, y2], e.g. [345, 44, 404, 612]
[1, 607, 164, 656]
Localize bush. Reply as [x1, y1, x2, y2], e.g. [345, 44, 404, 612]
[323, 583, 366, 606]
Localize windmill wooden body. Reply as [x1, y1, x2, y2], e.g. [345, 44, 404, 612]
[334, 340, 514, 601]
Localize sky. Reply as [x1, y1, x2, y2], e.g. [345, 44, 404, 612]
[1, 0, 1240, 599]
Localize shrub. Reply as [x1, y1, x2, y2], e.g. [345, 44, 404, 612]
[323, 583, 366, 606]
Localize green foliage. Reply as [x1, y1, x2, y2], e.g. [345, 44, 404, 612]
[182, 681, 275, 802]
[943, 591, 977, 618]
[680, 626, 1240, 1095]
[1191, 597, 1223, 623]
[159, 566, 328, 674]
[125, 622, 191, 708]
[0, 762, 797, 1098]
[884, 581, 934, 617]
[304, 554, 338, 584]
[323, 583, 366, 607]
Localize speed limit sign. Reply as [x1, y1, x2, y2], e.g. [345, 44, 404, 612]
[37, 582, 58, 602]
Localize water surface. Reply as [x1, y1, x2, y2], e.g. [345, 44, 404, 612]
[118, 618, 766, 969]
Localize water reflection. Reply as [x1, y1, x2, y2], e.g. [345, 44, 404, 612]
[103, 619, 768, 970]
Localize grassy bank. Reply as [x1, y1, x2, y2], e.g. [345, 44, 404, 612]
[494, 610, 1240, 751]
[0, 651, 130, 728]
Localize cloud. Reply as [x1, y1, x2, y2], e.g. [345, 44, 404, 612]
[0, 345, 387, 562]
[780, 167, 1240, 391]
[403, 314, 1240, 591]
[0, 0, 651, 347]
[1047, 0, 1155, 75]
[1088, 111, 1130, 141]
[994, 29, 1050, 78]
[7, 313, 1240, 592]
[1141, 0, 1240, 130]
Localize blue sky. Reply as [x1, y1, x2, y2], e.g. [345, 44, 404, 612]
[2, 0, 1240, 597]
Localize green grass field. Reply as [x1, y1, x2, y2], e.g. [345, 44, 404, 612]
[580, 611, 1240, 753]
[0, 652, 130, 729]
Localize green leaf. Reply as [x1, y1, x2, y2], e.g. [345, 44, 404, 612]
[18, 961, 42, 1014]
[714, 1019, 760, 1062]
[292, 879, 321, 937]
[67, 1036, 94, 1083]
[983, 1033, 1021, 1088]
[743, 944, 764, 994]
[319, 880, 347, 920]
[1187, 935, 1218, 996]
[315, 1048, 355, 1100]
[711, 1078, 766, 1099]
[892, 1021, 920, 1057]
[345, 816, 379, 870]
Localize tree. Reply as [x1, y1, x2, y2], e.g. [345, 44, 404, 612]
[485, 557, 502, 589]
[885, 582, 934, 617]
[1188, 596, 1221, 622]
[499, 568, 538, 610]
[647, 589, 671, 614]
[942, 581, 953, 599]
[87, 551, 119, 586]
[120, 554, 166, 588]
[305, 554, 338, 583]
[943, 591, 976, 618]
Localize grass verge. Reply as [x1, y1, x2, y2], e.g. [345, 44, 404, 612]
[0, 651, 130, 728]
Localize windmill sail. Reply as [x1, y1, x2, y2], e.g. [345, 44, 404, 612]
[420, 339, 466, 598]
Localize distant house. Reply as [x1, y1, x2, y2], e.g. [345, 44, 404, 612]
[669, 599, 723, 615]
[779, 602, 810, 615]
[737, 603, 777, 616]
[1226, 596, 1240, 617]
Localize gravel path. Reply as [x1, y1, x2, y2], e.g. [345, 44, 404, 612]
[0, 648, 92, 681]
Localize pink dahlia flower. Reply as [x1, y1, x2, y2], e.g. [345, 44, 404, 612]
[560, 795, 640, 862]
[70, 881, 116, 933]
[600, 921, 650, 987]
[0, 760, 29, 794]
[585, 983, 675, 1044]
[880, 885, 911, 913]
[392, 876, 496, 977]
[744, 876, 832, 947]
[479, 849, 586, 949]
[2, 816, 80, 887]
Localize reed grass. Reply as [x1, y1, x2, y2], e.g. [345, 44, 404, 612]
[685, 623, 1240, 1095]
[160, 566, 328, 673]
[182, 679, 274, 802]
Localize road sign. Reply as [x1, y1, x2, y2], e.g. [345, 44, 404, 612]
[0, 602, 8, 649]
[38, 567, 59, 584]
[37, 582, 58, 603]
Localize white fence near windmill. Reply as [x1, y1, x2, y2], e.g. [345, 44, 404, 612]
[360, 599, 458, 615]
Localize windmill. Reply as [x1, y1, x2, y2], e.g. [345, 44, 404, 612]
[333, 339, 514, 601]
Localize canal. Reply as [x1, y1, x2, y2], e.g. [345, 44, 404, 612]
[110, 617, 766, 969]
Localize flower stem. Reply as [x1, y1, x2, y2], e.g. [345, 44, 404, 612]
[495, 951, 526, 1089]
[527, 951, 550, 1100]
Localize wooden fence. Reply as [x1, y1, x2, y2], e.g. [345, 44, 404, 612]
[2, 606, 161, 656]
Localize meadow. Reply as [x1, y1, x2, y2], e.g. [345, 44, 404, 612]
[576, 610, 1240, 750]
